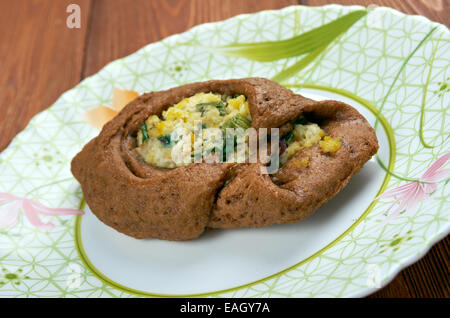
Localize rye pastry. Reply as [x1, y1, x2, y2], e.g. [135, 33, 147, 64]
[71, 78, 378, 241]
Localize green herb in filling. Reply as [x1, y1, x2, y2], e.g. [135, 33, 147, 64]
[196, 101, 227, 116]
[221, 114, 252, 129]
[141, 123, 149, 143]
[196, 104, 207, 116]
[284, 130, 294, 145]
[294, 114, 308, 125]
[158, 135, 172, 147]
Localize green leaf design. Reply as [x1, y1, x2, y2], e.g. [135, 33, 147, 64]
[271, 46, 325, 82]
[419, 35, 445, 149]
[214, 10, 367, 62]
[373, 26, 438, 182]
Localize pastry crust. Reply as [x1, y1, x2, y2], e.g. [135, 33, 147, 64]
[209, 100, 379, 228]
[71, 78, 378, 240]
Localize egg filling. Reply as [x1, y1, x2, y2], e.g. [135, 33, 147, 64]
[136, 92, 251, 168]
[279, 115, 342, 165]
[136, 93, 341, 169]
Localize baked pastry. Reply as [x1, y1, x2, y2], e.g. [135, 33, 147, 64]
[71, 78, 378, 240]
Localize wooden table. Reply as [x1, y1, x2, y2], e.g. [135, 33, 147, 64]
[0, 0, 448, 298]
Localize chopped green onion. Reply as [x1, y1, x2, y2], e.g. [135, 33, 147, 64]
[284, 130, 294, 145]
[196, 101, 227, 116]
[196, 104, 207, 116]
[222, 114, 252, 129]
[141, 123, 149, 143]
[216, 105, 227, 116]
[158, 135, 172, 147]
[294, 114, 308, 125]
[196, 101, 223, 107]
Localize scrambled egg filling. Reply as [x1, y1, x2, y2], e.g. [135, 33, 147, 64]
[136, 92, 251, 168]
[280, 120, 341, 165]
[136, 92, 341, 169]
[320, 136, 342, 153]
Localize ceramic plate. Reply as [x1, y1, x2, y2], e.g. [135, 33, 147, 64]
[0, 5, 448, 297]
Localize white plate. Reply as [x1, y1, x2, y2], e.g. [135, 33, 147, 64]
[0, 5, 448, 297]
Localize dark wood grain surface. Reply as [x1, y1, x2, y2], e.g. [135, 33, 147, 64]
[0, 0, 448, 298]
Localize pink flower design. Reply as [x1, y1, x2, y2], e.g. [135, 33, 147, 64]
[377, 152, 450, 222]
[0, 193, 84, 231]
